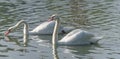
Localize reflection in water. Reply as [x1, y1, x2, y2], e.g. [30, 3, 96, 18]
[65, 44, 100, 55]
[0, 36, 35, 59]
[1, 0, 120, 59]
[68, 0, 87, 25]
[57, 44, 102, 59]
[4, 36, 27, 46]
[52, 44, 59, 59]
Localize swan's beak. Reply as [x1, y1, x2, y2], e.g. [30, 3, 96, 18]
[48, 14, 57, 21]
[4, 30, 10, 36]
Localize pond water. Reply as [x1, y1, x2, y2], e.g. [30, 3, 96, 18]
[0, 0, 120, 59]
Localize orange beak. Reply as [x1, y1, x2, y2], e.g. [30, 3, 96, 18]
[4, 30, 10, 36]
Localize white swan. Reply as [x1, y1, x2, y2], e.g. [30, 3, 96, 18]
[30, 20, 74, 35]
[4, 20, 29, 46]
[52, 15, 102, 46]
[30, 14, 74, 34]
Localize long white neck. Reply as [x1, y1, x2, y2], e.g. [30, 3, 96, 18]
[52, 20, 59, 59]
[14, 20, 29, 46]
[52, 19, 60, 46]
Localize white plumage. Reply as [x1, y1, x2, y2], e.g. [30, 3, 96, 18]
[30, 21, 74, 35]
[58, 29, 102, 45]
[52, 15, 102, 46]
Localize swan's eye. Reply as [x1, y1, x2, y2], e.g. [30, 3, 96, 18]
[51, 14, 58, 19]
[51, 16, 56, 20]
[8, 29, 11, 32]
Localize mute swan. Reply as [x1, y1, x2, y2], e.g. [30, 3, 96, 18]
[5, 14, 75, 36]
[52, 15, 102, 45]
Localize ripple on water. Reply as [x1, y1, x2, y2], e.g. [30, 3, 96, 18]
[1, 0, 120, 59]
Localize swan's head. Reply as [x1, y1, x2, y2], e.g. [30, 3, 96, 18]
[48, 14, 60, 21]
[5, 26, 15, 36]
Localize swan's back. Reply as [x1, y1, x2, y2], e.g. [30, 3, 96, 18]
[30, 21, 63, 34]
[59, 29, 100, 45]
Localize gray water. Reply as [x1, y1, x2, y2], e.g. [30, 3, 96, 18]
[0, 0, 120, 59]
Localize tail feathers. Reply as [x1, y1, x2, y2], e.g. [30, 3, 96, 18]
[91, 36, 103, 43]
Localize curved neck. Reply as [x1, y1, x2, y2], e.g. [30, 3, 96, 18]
[52, 19, 60, 46]
[14, 20, 29, 46]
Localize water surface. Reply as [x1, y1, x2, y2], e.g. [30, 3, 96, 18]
[0, 0, 120, 59]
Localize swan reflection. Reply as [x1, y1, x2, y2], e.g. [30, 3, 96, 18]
[4, 36, 28, 46]
[52, 44, 59, 59]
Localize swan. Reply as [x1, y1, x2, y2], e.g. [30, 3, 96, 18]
[52, 15, 102, 46]
[4, 20, 29, 46]
[30, 14, 74, 35]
